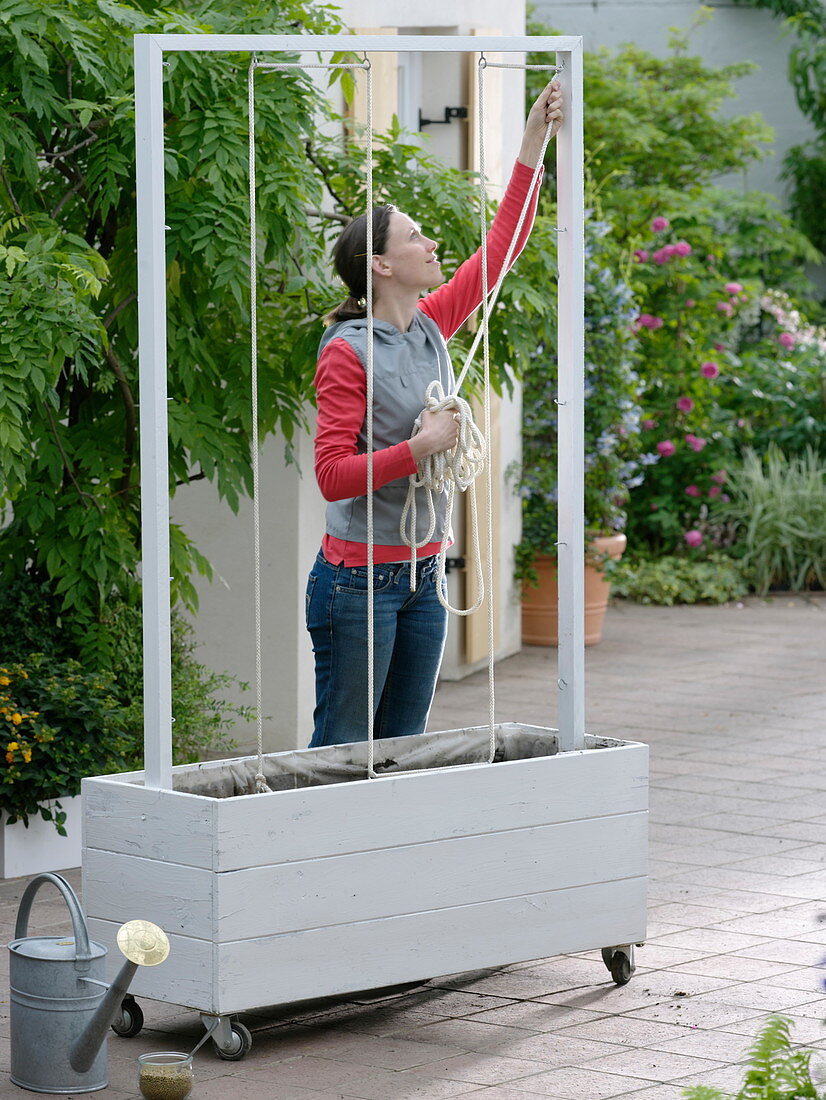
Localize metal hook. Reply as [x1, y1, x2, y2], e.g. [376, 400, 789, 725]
[554, 398, 567, 406]
[478, 54, 487, 69]
[557, 678, 568, 690]
[362, 53, 371, 70]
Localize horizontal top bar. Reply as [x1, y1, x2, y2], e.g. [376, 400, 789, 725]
[139, 33, 582, 54]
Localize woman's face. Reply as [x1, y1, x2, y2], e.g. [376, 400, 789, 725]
[374, 211, 443, 293]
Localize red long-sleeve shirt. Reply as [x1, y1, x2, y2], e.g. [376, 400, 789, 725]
[314, 159, 543, 565]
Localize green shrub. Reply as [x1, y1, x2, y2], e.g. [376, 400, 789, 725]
[0, 578, 246, 771]
[682, 1014, 823, 1098]
[610, 552, 749, 605]
[0, 657, 131, 833]
[715, 446, 826, 593]
[99, 602, 246, 768]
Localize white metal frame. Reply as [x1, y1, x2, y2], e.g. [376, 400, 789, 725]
[134, 33, 585, 789]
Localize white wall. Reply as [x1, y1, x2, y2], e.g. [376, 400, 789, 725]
[532, 0, 817, 201]
[177, 5, 539, 753]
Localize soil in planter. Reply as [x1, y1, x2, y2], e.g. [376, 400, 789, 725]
[169, 724, 562, 799]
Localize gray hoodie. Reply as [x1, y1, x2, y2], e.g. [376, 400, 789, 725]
[317, 310, 455, 549]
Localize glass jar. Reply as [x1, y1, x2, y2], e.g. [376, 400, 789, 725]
[137, 1052, 194, 1100]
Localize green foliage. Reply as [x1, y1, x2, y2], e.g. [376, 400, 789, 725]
[729, 0, 826, 252]
[97, 601, 246, 768]
[0, 657, 131, 834]
[610, 552, 749, 605]
[529, 13, 774, 239]
[513, 217, 647, 577]
[0, 0, 343, 653]
[714, 446, 826, 593]
[729, 290, 826, 458]
[528, 11, 825, 559]
[682, 1014, 823, 1098]
[0, 576, 246, 779]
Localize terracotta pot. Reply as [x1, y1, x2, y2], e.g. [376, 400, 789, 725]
[521, 533, 627, 647]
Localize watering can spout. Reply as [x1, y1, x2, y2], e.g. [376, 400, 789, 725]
[70, 919, 170, 1075]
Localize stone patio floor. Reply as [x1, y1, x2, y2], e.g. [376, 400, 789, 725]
[1, 595, 824, 1099]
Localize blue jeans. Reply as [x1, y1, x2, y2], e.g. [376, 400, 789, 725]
[306, 550, 448, 747]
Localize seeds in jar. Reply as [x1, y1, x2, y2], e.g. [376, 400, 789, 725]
[138, 1066, 193, 1100]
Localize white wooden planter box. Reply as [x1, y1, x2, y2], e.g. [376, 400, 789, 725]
[82, 725, 647, 1015]
[1, 795, 82, 880]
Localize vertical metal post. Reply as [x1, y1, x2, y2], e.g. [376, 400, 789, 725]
[134, 35, 173, 789]
[555, 44, 585, 752]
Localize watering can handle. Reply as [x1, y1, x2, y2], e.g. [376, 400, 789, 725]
[13, 871, 93, 965]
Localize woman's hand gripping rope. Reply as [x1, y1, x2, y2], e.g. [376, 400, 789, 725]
[401, 380, 486, 613]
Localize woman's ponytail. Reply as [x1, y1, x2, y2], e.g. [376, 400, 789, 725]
[323, 204, 396, 327]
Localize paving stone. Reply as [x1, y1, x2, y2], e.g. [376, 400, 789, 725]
[583, 1047, 725, 1081]
[401, 1051, 562, 1085]
[3, 600, 825, 1100]
[498, 1064, 658, 1097]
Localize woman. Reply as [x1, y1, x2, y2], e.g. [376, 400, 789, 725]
[306, 80, 564, 749]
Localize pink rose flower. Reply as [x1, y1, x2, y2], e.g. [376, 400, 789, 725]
[716, 301, 734, 316]
[651, 216, 670, 232]
[675, 396, 694, 413]
[737, 418, 746, 428]
[711, 469, 727, 484]
[656, 440, 676, 457]
[684, 529, 704, 548]
[713, 342, 725, 351]
[685, 299, 696, 308]
[653, 247, 671, 264]
[708, 486, 721, 498]
[725, 282, 743, 294]
[701, 361, 720, 379]
[778, 332, 795, 349]
[686, 434, 706, 453]
[721, 493, 730, 502]
[634, 249, 649, 262]
[673, 240, 692, 257]
[642, 418, 657, 431]
[685, 485, 700, 498]
[636, 313, 664, 329]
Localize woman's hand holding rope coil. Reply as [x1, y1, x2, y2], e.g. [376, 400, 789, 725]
[401, 380, 486, 614]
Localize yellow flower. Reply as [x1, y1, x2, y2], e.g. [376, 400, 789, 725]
[7, 742, 19, 751]
[0, 676, 10, 686]
[11, 713, 23, 725]
[5, 752, 13, 764]
[19, 670, 28, 679]
[22, 749, 31, 763]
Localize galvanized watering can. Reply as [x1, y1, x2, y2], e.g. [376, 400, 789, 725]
[8, 871, 169, 1094]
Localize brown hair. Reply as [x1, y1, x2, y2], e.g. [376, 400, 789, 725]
[324, 203, 396, 326]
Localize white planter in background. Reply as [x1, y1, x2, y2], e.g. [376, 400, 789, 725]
[0, 795, 82, 879]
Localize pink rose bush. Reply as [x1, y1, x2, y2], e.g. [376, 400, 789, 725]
[656, 440, 676, 457]
[675, 396, 694, 413]
[684, 529, 703, 548]
[700, 361, 720, 379]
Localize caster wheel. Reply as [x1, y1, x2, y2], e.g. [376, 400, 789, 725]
[214, 1020, 252, 1061]
[609, 950, 632, 985]
[110, 995, 144, 1038]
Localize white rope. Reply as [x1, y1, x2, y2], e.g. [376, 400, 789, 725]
[362, 57, 378, 780]
[478, 57, 496, 763]
[248, 61, 268, 794]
